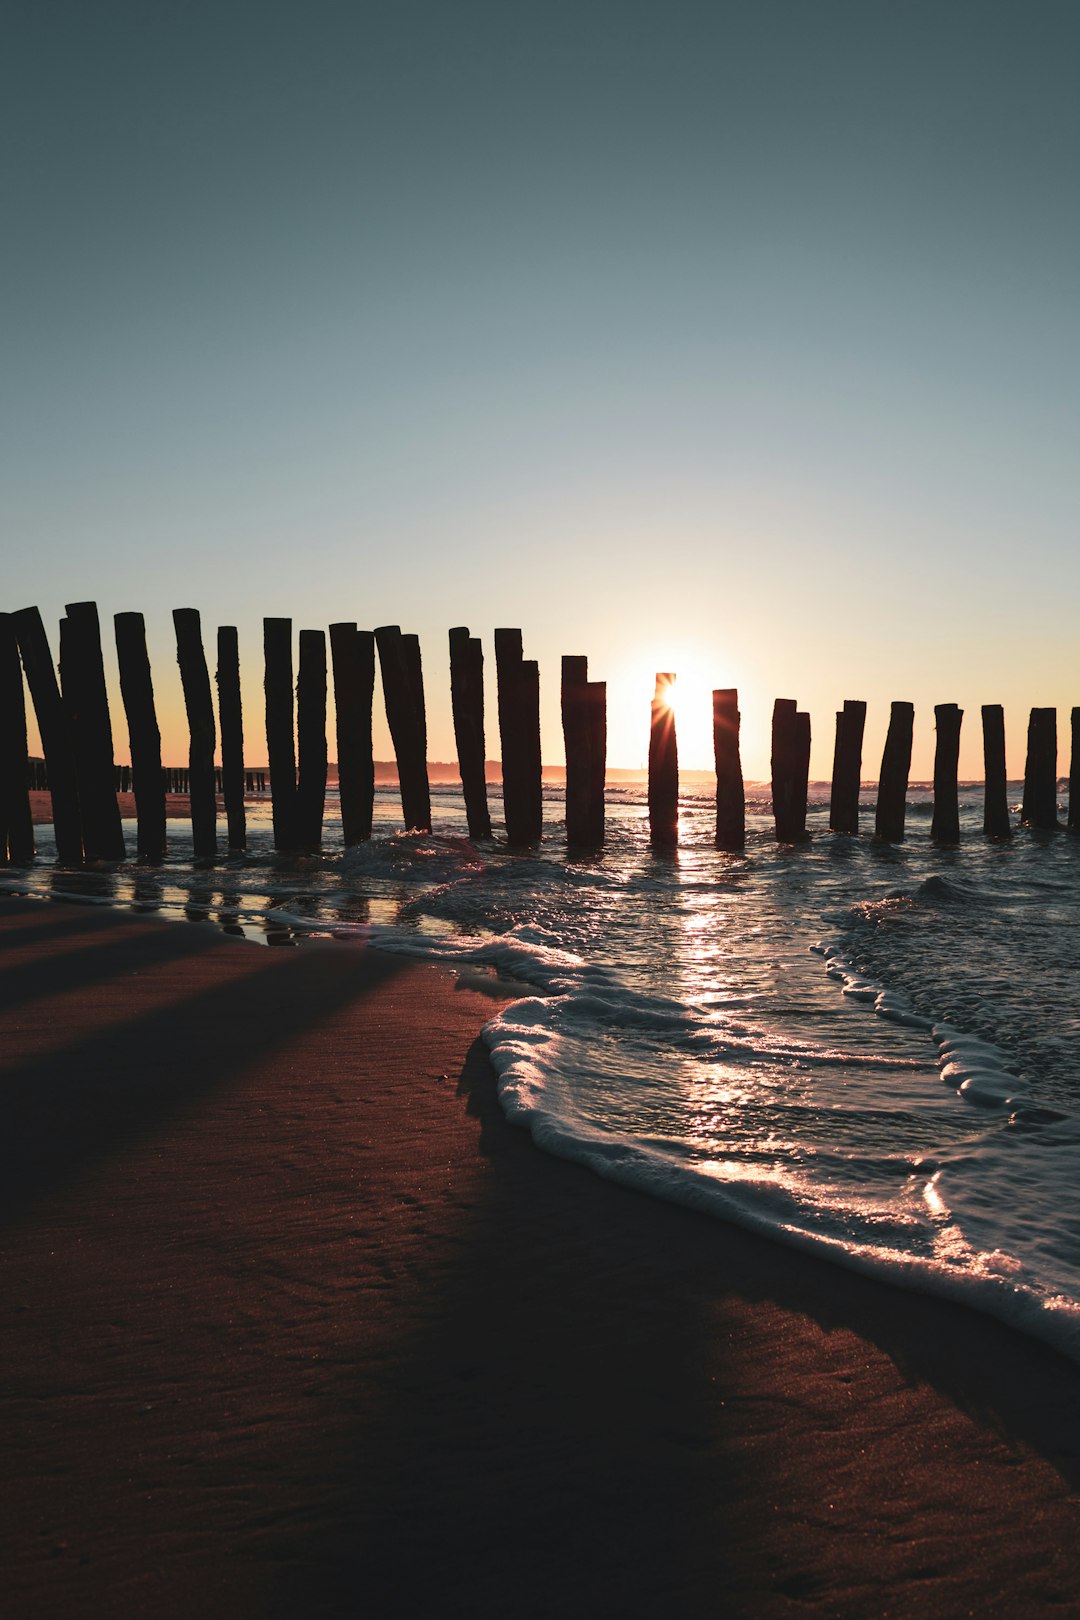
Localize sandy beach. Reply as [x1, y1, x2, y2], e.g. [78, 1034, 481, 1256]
[3, 894, 1080, 1619]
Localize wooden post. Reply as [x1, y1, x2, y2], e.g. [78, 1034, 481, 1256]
[931, 703, 963, 844]
[582, 679, 606, 846]
[13, 608, 83, 863]
[1070, 708, 1080, 833]
[562, 655, 588, 844]
[981, 704, 1011, 839]
[0, 613, 35, 864]
[450, 627, 492, 839]
[173, 609, 217, 858]
[495, 629, 542, 845]
[216, 626, 246, 850]
[264, 617, 298, 852]
[375, 625, 431, 832]
[330, 623, 376, 844]
[771, 699, 810, 843]
[61, 602, 126, 861]
[1021, 707, 1058, 830]
[114, 611, 167, 862]
[794, 709, 811, 838]
[712, 688, 744, 851]
[829, 699, 865, 834]
[296, 629, 328, 849]
[875, 701, 914, 842]
[649, 674, 679, 848]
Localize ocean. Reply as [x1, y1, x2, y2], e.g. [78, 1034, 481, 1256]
[7, 778, 1080, 1364]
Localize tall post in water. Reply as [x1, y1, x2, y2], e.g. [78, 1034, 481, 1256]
[712, 688, 744, 851]
[216, 626, 246, 851]
[296, 629, 328, 849]
[829, 699, 865, 835]
[561, 656, 606, 847]
[648, 673, 679, 848]
[330, 623, 376, 844]
[14, 608, 82, 863]
[61, 602, 126, 861]
[264, 617, 298, 852]
[875, 701, 914, 841]
[450, 628, 492, 839]
[402, 633, 432, 830]
[173, 609, 218, 858]
[931, 703, 963, 844]
[495, 629, 542, 844]
[115, 611, 167, 862]
[771, 699, 810, 843]
[981, 704, 1011, 838]
[1021, 707, 1058, 830]
[374, 625, 431, 832]
[1069, 708, 1080, 833]
[0, 613, 35, 864]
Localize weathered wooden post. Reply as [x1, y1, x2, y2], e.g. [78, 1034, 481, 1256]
[875, 701, 914, 841]
[173, 609, 217, 858]
[829, 699, 865, 835]
[60, 602, 126, 861]
[794, 710, 811, 837]
[649, 674, 679, 848]
[1069, 708, 1080, 833]
[296, 629, 328, 849]
[712, 688, 744, 851]
[771, 699, 810, 843]
[931, 703, 963, 843]
[0, 613, 35, 864]
[264, 617, 298, 852]
[215, 626, 246, 851]
[374, 625, 431, 832]
[981, 704, 1011, 839]
[1021, 707, 1058, 830]
[495, 629, 543, 844]
[450, 627, 492, 839]
[114, 611, 167, 862]
[561, 656, 606, 847]
[13, 608, 83, 863]
[330, 623, 376, 844]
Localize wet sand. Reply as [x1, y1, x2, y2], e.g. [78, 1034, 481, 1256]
[3, 894, 1080, 1618]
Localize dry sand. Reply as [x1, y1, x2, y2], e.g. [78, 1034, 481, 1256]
[3, 894, 1080, 1618]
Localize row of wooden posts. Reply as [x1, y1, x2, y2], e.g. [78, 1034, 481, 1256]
[0, 604, 1077, 866]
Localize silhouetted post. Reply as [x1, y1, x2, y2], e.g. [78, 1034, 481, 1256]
[1021, 707, 1058, 830]
[114, 611, 166, 862]
[582, 679, 606, 846]
[0, 614, 34, 864]
[931, 703, 963, 843]
[1069, 709, 1080, 833]
[794, 710, 811, 837]
[264, 618, 298, 851]
[713, 688, 744, 851]
[173, 609, 217, 858]
[375, 625, 431, 832]
[771, 699, 810, 843]
[875, 701, 914, 841]
[60, 602, 126, 861]
[649, 674, 679, 848]
[216, 626, 246, 850]
[981, 704, 1011, 839]
[296, 629, 328, 849]
[450, 627, 492, 839]
[14, 608, 83, 863]
[330, 623, 376, 844]
[829, 699, 865, 835]
[561, 656, 606, 847]
[495, 629, 542, 844]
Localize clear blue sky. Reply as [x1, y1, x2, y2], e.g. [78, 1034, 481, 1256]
[5, 1, 1078, 776]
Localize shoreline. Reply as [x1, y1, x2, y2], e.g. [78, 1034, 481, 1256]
[3, 894, 1080, 1616]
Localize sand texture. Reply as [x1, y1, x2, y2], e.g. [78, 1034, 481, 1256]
[3, 895, 1080, 1618]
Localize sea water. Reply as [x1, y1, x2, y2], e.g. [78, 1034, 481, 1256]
[7, 780, 1080, 1362]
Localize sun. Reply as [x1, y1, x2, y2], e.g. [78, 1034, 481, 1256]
[605, 645, 741, 772]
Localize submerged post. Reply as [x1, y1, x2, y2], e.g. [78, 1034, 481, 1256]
[1021, 707, 1058, 830]
[216, 626, 246, 851]
[931, 703, 963, 843]
[829, 699, 865, 835]
[495, 629, 542, 844]
[374, 625, 431, 832]
[173, 609, 217, 858]
[712, 688, 744, 851]
[264, 618, 298, 851]
[450, 627, 492, 840]
[981, 704, 1011, 839]
[0, 613, 34, 864]
[875, 701, 914, 842]
[330, 623, 376, 844]
[115, 611, 167, 862]
[562, 657, 606, 847]
[13, 608, 82, 863]
[62, 602, 126, 861]
[1070, 708, 1080, 833]
[296, 629, 328, 849]
[771, 699, 810, 843]
[648, 673, 679, 848]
